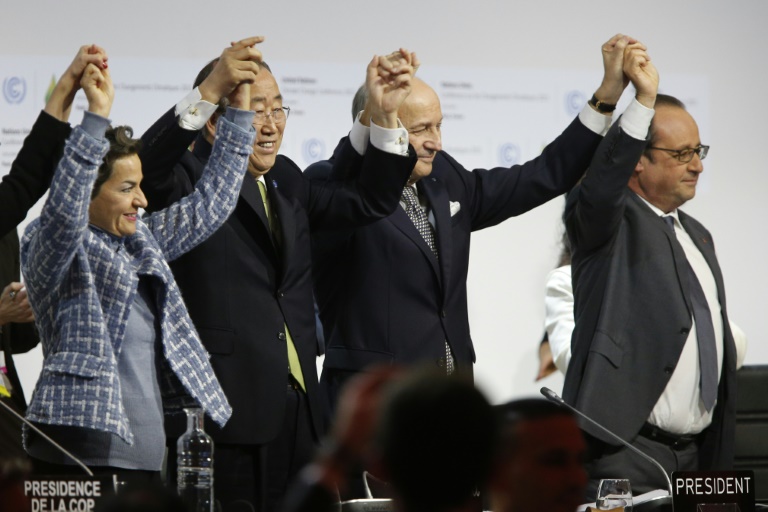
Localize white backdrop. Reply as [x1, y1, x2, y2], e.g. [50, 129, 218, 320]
[1, 0, 765, 405]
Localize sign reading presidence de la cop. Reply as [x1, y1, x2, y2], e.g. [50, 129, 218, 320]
[23, 475, 116, 512]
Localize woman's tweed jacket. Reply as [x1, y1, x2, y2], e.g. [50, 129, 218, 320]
[21, 115, 253, 443]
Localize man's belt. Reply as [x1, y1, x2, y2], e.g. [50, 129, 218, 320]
[639, 422, 701, 449]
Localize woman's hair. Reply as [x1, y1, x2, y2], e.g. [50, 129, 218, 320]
[91, 126, 142, 199]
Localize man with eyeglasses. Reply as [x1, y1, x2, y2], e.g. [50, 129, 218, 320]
[137, 38, 416, 512]
[563, 44, 740, 496]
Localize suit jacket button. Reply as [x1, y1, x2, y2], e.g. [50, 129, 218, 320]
[664, 365, 674, 374]
[277, 291, 284, 298]
[437, 357, 446, 368]
[278, 332, 287, 341]
[679, 327, 689, 335]
[440, 309, 446, 318]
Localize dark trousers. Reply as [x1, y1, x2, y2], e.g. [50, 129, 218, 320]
[168, 383, 318, 512]
[585, 430, 699, 500]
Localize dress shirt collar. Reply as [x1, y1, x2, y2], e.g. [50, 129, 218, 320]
[635, 193, 681, 227]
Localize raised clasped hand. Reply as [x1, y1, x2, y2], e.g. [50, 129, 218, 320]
[623, 41, 659, 109]
[199, 36, 265, 105]
[81, 61, 114, 118]
[594, 34, 639, 107]
[366, 48, 418, 128]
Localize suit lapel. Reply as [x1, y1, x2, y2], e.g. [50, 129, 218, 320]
[266, 176, 296, 271]
[680, 213, 726, 307]
[679, 212, 738, 374]
[388, 198, 442, 286]
[240, 175, 277, 253]
[421, 177, 452, 295]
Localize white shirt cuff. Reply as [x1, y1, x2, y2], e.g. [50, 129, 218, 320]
[175, 87, 218, 131]
[349, 111, 370, 155]
[349, 111, 409, 156]
[579, 104, 613, 136]
[369, 119, 408, 156]
[619, 99, 655, 141]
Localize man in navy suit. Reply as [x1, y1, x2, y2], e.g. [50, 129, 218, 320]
[564, 43, 738, 495]
[305, 35, 637, 410]
[138, 39, 416, 511]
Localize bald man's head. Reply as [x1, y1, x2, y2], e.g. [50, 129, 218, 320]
[398, 78, 443, 183]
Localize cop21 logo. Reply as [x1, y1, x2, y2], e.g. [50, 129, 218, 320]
[498, 143, 521, 167]
[302, 138, 325, 164]
[564, 90, 586, 117]
[3, 76, 27, 104]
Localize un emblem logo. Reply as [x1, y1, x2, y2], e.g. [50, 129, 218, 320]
[3, 76, 27, 104]
[302, 138, 325, 164]
[498, 143, 521, 167]
[564, 90, 586, 117]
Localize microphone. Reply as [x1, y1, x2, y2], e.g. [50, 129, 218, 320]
[540, 387, 673, 496]
[0, 397, 94, 476]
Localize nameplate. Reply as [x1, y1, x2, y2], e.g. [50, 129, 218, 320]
[22, 475, 117, 512]
[672, 470, 755, 512]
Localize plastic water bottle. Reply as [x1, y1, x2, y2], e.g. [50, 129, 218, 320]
[177, 407, 214, 512]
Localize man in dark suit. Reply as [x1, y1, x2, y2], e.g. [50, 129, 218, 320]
[306, 35, 636, 410]
[0, 45, 108, 460]
[564, 44, 737, 495]
[139, 39, 416, 512]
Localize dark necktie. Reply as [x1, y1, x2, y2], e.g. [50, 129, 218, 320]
[258, 180, 305, 391]
[663, 215, 718, 411]
[401, 186, 454, 374]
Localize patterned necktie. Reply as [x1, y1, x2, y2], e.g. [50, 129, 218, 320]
[258, 180, 306, 391]
[663, 215, 718, 411]
[401, 186, 454, 374]
[401, 186, 438, 259]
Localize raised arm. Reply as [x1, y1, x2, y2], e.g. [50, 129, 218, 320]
[307, 50, 416, 229]
[464, 34, 643, 231]
[0, 45, 107, 237]
[21, 62, 114, 292]
[144, 83, 255, 261]
[566, 42, 659, 254]
[139, 37, 263, 211]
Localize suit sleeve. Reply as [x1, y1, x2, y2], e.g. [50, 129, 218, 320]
[22, 127, 109, 293]
[564, 120, 648, 255]
[144, 116, 253, 262]
[0, 111, 71, 238]
[139, 107, 199, 212]
[452, 116, 601, 231]
[306, 142, 416, 230]
[304, 137, 363, 183]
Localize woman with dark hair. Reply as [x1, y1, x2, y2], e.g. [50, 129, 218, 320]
[20, 54, 256, 482]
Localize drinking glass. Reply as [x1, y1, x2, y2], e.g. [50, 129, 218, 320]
[596, 478, 633, 512]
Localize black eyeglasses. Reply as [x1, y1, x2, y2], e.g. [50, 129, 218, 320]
[646, 144, 709, 163]
[253, 106, 291, 126]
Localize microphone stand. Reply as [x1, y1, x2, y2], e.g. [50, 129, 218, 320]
[0, 397, 94, 477]
[541, 386, 673, 496]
